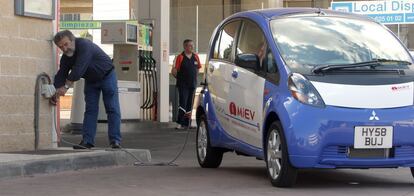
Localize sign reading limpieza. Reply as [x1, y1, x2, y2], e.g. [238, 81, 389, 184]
[60, 21, 101, 30]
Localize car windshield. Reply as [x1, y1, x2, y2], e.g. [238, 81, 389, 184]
[270, 16, 413, 74]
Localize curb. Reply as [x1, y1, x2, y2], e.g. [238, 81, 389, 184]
[0, 148, 151, 179]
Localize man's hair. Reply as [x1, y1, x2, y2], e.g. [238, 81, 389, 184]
[183, 39, 193, 45]
[53, 30, 76, 44]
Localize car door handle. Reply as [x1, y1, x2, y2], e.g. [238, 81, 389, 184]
[209, 66, 215, 73]
[232, 70, 238, 79]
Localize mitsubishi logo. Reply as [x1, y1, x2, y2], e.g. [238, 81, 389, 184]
[369, 111, 379, 121]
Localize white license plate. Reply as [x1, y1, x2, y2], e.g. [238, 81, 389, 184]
[354, 126, 393, 149]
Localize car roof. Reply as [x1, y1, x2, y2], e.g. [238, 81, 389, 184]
[228, 8, 373, 22]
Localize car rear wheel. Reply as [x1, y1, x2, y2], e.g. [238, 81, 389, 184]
[266, 121, 297, 187]
[411, 167, 414, 179]
[196, 114, 223, 168]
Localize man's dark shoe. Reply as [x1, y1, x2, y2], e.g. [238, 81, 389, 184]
[73, 141, 94, 149]
[110, 142, 121, 149]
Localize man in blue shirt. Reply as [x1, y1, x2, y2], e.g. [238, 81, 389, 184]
[172, 39, 201, 129]
[53, 30, 121, 149]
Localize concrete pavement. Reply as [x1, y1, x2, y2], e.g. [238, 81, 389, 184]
[0, 121, 412, 195]
[0, 120, 173, 179]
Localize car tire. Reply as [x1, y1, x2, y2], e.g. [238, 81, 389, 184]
[196, 114, 223, 168]
[265, 121, 297, 187]
[411, 167, 414, 179]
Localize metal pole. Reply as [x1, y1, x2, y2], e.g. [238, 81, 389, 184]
[51, 0, 60, 148]
[196, 5, 199, 53]
[222, 0, 225, 19]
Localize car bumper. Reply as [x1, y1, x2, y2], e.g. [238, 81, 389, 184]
[281, 102, 414, 168]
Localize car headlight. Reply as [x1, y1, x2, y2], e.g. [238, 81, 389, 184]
[288, 73, 325, 107]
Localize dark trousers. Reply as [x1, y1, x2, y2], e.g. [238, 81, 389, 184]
[177, 86, 195, 127]
[83, 70, 121, 145]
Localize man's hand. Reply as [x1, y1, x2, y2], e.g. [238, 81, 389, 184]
[185, 112, 192, 118]
[171, 67, 177, 78]
[56, 86, 68, 97]
[49, 94, 59, 105]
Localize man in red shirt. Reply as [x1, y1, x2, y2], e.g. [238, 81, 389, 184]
[172, 39, 201, 129]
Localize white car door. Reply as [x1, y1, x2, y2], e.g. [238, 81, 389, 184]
[228, 20, 269, 148]
[208, 20, 241, 140]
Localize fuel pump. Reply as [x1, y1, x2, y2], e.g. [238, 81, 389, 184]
[141, 51, 157, 107]
[99, 21, 141, 120]
[147, 50, 154, 111]
[141, 50, 150, 110]
[138, 23, 157, 121]
[149, 51, 158, 121]
[139, 50, 148, 115]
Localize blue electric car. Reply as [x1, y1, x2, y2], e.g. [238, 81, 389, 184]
[195, 8, 414, 187]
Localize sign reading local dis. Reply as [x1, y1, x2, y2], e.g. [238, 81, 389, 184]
[331, 0, 414, 24]
[229, 102, 255, 121]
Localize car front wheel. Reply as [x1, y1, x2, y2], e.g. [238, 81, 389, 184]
[266, 121, 297, 187]
[196, 114, 223, 168]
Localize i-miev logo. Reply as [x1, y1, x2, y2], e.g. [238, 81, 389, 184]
[229, 102, 255, 121]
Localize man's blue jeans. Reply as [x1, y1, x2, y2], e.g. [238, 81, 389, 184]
[82, 70, 121, 145]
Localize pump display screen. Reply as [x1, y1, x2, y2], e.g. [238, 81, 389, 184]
[127, 24, 138, 43]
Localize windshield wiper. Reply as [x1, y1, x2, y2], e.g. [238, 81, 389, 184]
[312, 59, 412, 74]
[374, 58, 412, 65]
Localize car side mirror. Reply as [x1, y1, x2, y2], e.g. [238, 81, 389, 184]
[235, 53, 260, 71]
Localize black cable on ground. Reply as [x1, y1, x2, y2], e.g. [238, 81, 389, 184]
[58, 138, 154, 164]
[58, 126, 193, 167]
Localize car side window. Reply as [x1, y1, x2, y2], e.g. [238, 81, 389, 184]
[217, 21, 240, 62]
[236, 20, 266, 70]
[212, 30, 222, 59]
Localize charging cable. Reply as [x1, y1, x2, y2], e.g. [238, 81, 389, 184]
[52, 97, 192, 166]
[56, 128, 192, 167]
